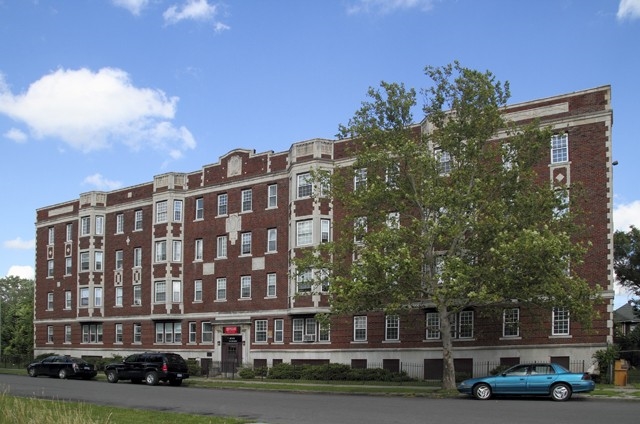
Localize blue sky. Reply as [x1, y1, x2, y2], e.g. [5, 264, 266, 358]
[1, 0, 639, 308]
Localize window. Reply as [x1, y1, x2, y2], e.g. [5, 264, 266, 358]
[267, 273, 276, 297]
[195, 197, 204, 220]
[80, 288, 89, 306]
[503, 308, 520, 337]
[268, 184, 277, 208]
[321, 219, 331, 243]
[173, 199, 183, 221]
[47, 260, 54, 277]
[552, 307, 570, 335]
[116, 214, 124, 234]
[551, 134, 568, 164]
[386, 163, 400, 188]
[133, 323, 142, 343]
[354, 217, 367, 244]
[94, 287, 103, 307]
[82, 323, 103, 343]
[297, 172, 312, 198]
[115, 323, 123, 343]
[354, 168, 367, 190]
[47, 292, 54, 310]
[425, 312, 440, 339]
[267, 228, 277, 252]
[353, 316, 367, 341]
[291, 317, 321, 342]
[156, 200, 168, 223]
[47, 326, 54, 343]
[385, 315, 399, 341]
[155, 322, 181, 343]
[115, 250, 123, 270]
[194, 280, 203, 302]
[241, 276, 251, 299]
[218, 193, 228, 216]
[133, 285, 141, 305]
[95, 216, 104, 235]
[296, 269, 312, 293]
[66, 223, 73, 242]
[426, 311, 474, 339]
[293, 318, 304, 342]
[81, 216, 91, 236]
[172, 240, 182, 262]
[115, 286, 123, 307]
[437, 150, 452, 175]
[189, 322, 197, 343]
[172, 280, 181, 303]
[241, 232, 252, 255]
[80, 252, 90, 272]
[94, 251, 103, 271]
[274, 319, 284, 342]
[456, 310, 474, 339]
[386, 212, 400, 229]
[319, 321, 330, 342]
[64, 325, 71, 343]
[65, 257, 73, 275]
[133, 247, 142, 267]
[202, 322, 213, 343]
[255, 320, 268, 342]
[155, 241, 167, 262]
[134, 210, 143, 231]
[48, 227, 55, 245]
[154, 281, 166, 303]
[217, 236, 227, 258]
[65, 291, 72, 309]
[241, 189, 252, 212]
[296, 220, 312, 246]
[217, 278, 227, 300]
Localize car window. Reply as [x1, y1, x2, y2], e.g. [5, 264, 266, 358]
[531, 365, 554, 375]
[504, 365, 529, 376]
[125, 354, 139, 362]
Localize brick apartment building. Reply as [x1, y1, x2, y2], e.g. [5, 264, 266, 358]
[33, 86, 614, 378]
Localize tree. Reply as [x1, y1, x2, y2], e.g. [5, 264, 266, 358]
[614, 226, 640, 308]
[295, 62, 599, 389]
[0, 276, 34, 358]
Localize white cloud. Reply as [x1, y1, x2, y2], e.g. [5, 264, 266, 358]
[4, 127, 27, 143]
[613, 200, 640, 231]
[4, 237, 35, 250]
[112, 0, 149, 16]
[0, 68, 196, 156]
[5, 265, 35, 280]
[347, 0, 437, 15]
[617, 0, 640, 20]
[83, 173, 123, 191]
[163, 0, 229, 31]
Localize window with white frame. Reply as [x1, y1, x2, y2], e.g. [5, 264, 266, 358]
[296, 269, 312, 293]
[425, 312, 440, 339]
[155, 240, 167, 262]
[194, 238, 203, 261]
[80, 251, 90, 272]
[172, 240, 182, 262]
[82, 323, 103, 343]
[552, 307, 570, 335]
[297, 220, 312, 246]
[268, 184, 277, 208]
[274, 319, 284, 342]
[48, 227, 54, 245]
[267, 273, 276, 297]
[321, 219, 331, 243]
[437, 149, 452, 175]
[134, 210, 143, 231]
[319, 321, 330, 342]
[80, 287, 89, 306]
[551, 134, 568, 164]
[155, 322, 181, 343]
[81, 216, 91, 236]
[194, 279, 203, 302]
[65, 290, 72, 309]
[47, 292, 53, 310]
[297, 172, 312, 198]
[116, 213, 124, 234]
[133, 323, 142, 343]
[115, 250, 123, 270]
[217, 278, 227, 300]
[455, 310, 474, 339]
[354, 216, 367, 244]
[255, 320, 268, 342]
[241, 189, 252, 212]
[47, 326, 54, 343]
[292, 317, 320, 342]
[503, 307, 520, 337]
[94, 287, 102, 307]
[115, 323, 123, 343]
[386, 163, 400, 188]
[353, 316, 367, 341]
[241, 232, 252, 255]
[218, 193, 228, 216]
[354, 168, 367, 190]
[156, 200, 168, 223]
[217, 235, 227, 258]
[64, 325, 71, 343]
[173, 199, 183, 221]
[65, 257, 72, 275]
[189, 322, 197, 343]
[133, 284, 141, 305]
[133, 247, 142, 267]
[95, 216, 104, 235]
[94, 251, 103, 271]
[172, 280, 181, 303]
[195, 197, 204, 220]
[385, 315, 399, 341]
[47, 260, 54, 277]
[267, 228, 277, 252]
[202, 322, 213, 343]
[66, 223, 73, 241]
[154, 281, 166, 303]
[386, 212, 400, 229]
[240, 276, 251, 299]
[115, 286, 123, 307]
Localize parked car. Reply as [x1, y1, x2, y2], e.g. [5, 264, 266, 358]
[27, 355, 97, 380]
[457, 363, 595, 401]
[104, 352, 189, 386]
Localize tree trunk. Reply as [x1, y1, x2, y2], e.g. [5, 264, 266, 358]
[440, 308, 457, 390]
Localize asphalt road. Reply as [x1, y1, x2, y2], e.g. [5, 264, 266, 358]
[0, 374, 638, 424]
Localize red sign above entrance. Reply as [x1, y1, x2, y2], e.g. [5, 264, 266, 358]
[223, 326, 240, 334]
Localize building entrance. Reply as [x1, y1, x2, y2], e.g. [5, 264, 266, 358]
[221, 335, 242, 373]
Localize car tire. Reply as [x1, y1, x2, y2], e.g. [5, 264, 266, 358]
[28, 368, 37, 377]
[58, 369, 68, 379]
[169, 379, 182, 386]
[551, 383, 572, 401]
[145, 371, 159, 386]
[473, 383, 492, 400]
[106, 370, 119, 383]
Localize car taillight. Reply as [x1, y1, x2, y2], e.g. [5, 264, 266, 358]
[162, 363, 168, 373]
[582, 373, 591, 380]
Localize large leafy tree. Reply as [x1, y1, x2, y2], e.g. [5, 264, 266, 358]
[614, 226, 640, 308]
[0, 276, 34, 358]
[295, 62, 599, 389]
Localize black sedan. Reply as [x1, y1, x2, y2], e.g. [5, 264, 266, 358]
[27, 355, 97, 380]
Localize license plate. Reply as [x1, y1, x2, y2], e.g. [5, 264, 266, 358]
[176, 373, 182, 378]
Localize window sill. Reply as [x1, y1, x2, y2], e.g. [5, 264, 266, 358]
[549, 334, 572, 339]
[382, 340, 400, 344]
[238, 297, 252, 301]
[350, 340, 368, 344]
[500, 336, 522, 341]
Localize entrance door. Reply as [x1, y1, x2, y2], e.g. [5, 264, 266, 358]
[221, 335, 242, 373]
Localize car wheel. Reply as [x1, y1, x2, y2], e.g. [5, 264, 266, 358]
[145, 371, 159, 386]
[169, 379, 182, 386]
[28, 368, 37, 377]
[106, 370, 119, 383]
[551, 383, 572, 401]
[473, 383, 492, 400]
[58, 368, 68, 379]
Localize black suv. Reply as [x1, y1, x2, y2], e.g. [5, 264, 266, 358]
[104, 352, 189, 386]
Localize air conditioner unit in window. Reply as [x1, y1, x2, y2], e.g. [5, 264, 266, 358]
[134, 300, 141, 306]
[303, 334, 316, 342]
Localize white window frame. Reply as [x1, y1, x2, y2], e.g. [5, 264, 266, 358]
[218, 193, 228, 216]
[172, 280, 181, 303]
[133, 285, 141, 305]
[64, 325, 71, 343]
[173, 199, 183, 222]
[154, 280, 166, 303]
[115, 323, 123, 343]
[94, 251, 103, 271]
[297, 220, 313, 246]
[255, 320, 268, 343]
[195, 239, 203, 261]
[195, 197, 204, 220]
[267, 228, 277, 252]
[134, 210, 143, 231]
[48, 227, 54, 245]
[503, 307, 520, 337]
[115, 286, 123, 307]
[133, 247, 142, 267]
[156, 200, 168, 223]
[80, 216, 91, 236]
[116, 213, 124, 234]
[66, 223, 73, 242]
[194, 280, 203, 301]
[296, 269, 312, 293]
[268, 184, 277, 208]
[94, 287, 102, 307]
[47, 292, 54, 310]
[297, 172, 313, 198]
[240, 275, 251, 299]
[353, 316, 367, 341]
[426, 312, 440, 340]
[267, 273, 276, 297]
[95, 215, 104, 235]
[241, 232, 252, 255]
[354, 168, 367, 190]
[133, 323, 142, 343]
[551, 134, 568, 164]
[80, 287, 89, 307]
[385, 315, 399, 341]
[115, 250, 123, 270]
[241, 189, 252, 212]
[172, 240, 182, 262]
[65, 290, 72, 309]
[80, 251, 90, 272]
[217, 235, 227, 258]
[321, 219, 331, 243]
[216, 278, 227, 300]
[189, 322, 197, 343]
[202, 322, 213, 343]
[65, 257, 72, 275]
[437, 149, 452, 175]
[155, 240, 167, 262]
[552, 307, 570, 335]
[274, 319, 284, 343]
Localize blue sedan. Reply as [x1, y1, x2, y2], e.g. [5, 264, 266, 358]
[457, 363, 595, 401]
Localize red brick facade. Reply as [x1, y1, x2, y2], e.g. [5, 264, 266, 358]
[33, 86, 614, 377]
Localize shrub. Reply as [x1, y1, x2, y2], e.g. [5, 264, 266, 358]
[187, 359, 202, 377]
[238, 368, 256, 379]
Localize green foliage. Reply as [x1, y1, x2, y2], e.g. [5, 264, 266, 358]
[266, 363, 413, 382]
[92, 354, 123, 371]
[593, 345, 620, 384]
[238, 367, 255, 379]
[0, 276, 34, 358]
[614, 226, 640, 307]
[187, 358, 202, 376]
